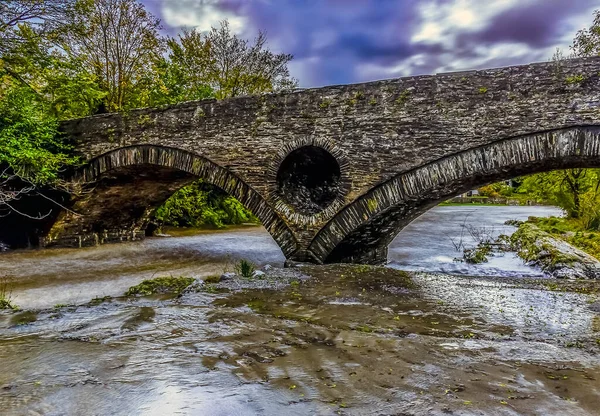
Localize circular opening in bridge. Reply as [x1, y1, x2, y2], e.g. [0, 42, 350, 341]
[276, 145, 341, 215]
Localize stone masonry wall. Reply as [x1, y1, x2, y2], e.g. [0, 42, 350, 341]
[54, 57, 600, 263]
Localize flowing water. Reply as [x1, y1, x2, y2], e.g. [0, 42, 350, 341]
[1, 205, 599, 416]
[390, 205, 563, 277]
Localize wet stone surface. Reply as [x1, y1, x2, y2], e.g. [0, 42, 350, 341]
[276, 145, 342, 215]
[1, 264, 599, 415]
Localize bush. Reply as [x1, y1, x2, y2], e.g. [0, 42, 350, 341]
[153, 180, 258, 228]
[235, 259, 256, 278]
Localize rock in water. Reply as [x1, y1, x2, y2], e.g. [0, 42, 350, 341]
[510, 223, 600, 279]
[221, 272, 236, 281]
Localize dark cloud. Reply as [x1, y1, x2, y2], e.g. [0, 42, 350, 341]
[146, 0, 598, 86]
[474, 0, 594, 47]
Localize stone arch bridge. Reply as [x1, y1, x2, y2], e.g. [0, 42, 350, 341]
[15, 57, 600, 264]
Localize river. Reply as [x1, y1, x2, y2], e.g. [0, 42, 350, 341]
[1, 205, 599, 415]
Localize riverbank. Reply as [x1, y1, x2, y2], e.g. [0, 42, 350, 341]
[441, 196, 547, 206]
[524, 216, 600, 260]
[498, 216, 600, 279]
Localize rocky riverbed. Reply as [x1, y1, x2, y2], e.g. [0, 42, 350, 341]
[2, 205, 598, 415]
[1, 264, 599, 415]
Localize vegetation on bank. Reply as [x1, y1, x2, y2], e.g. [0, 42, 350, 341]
[0, 277, 18, 310]
[522, 216, 600, 261]
[505, 220, 600, 279]
[153, 181, 258, 229]
[463, 243, 492, 264]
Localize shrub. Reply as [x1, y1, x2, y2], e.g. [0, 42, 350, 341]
[0, 277, 17, 310]
[235, 259, 256, 278]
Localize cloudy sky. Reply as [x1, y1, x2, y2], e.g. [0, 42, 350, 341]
[141, 0, 598, 87]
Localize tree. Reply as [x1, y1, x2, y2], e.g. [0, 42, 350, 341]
[153, 180, 257, 229]
[2, 23, 106, 119]
[0, 1, 85, 215]
[571, 9, 600, 57]
[0, 0, 76, 54]
[0, 84, 78, 216]
[63, 0, 163, 111]
[166, 21, 297, 100]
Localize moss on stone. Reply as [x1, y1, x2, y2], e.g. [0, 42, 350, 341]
[509, 222, 592, 278]
[319, 99, 332, 109]
[204, 275, 221, 284]
[395, 90, 411, 106]
[10, 311, 37, 326]
[89, 295, 112, 306]
[137, 114, 155, 127]
[125, 276, 195, 297]
[366, 198, 378, 212]
[565, 74, 584, 84]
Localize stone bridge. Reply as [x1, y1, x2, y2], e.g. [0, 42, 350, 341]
[17, 57, 600, 264]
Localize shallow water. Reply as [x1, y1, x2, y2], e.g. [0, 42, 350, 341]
[0, 205, 562, 310]
[0, 226, 285, 310]
[0, 266, 599, 415]
[1, 205, 599, 416]
[389, 205, 563, 277]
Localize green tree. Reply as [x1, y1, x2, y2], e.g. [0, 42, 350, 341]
[0, 1, 84, 213]
[0, 84, 78, 213]
[0, 0, 77, 55]
[63, 0, 164, 111]
[2, 23, 105, 119]
[571, 9, 600, 57]
[519, 169, 600, 226]
[165, 21, 297, 100]
[153, 180, 257, 229]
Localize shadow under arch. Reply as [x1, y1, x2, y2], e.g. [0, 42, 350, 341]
[64, 144, 298, 257]
[308, 125, 600, 265]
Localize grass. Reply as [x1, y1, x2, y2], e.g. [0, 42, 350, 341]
[125, 276, 196, 297]
[0, 277, 18, 310]
[527, 216, 600, 260]
[235, 259, 256, 278]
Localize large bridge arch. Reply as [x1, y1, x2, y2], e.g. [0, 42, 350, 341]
[308, 126, 600, 264]
[44, 145, 298, 257]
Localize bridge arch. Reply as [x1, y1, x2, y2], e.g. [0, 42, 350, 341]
[53, 145, 298, 257]
[308, 126, 600, 264]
